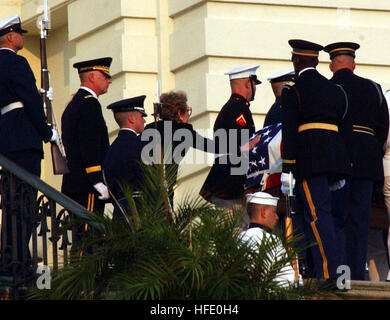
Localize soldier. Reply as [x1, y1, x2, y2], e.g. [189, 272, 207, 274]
[324, 42, 389, 280]
[103, 96, 147, 219]
[200, 65, 261, 211]
[281, 39, 352, 280]
[239, 191, 297, 286]
[0, 14, 59, 276]
[263, 69, 295, 127]
[61, 57, 112, 244]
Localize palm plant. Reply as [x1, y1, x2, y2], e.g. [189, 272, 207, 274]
[29, 164, 333, 300]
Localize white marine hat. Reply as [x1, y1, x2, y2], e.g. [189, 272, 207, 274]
[267, 68, 295, 83]
[224, 65, 261, 84]
[246, 191, 279, 206]
[0, 14, 27, 37]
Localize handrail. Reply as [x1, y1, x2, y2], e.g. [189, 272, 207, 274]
[0, 153, 97, 225]
[0, 153, 103, 299]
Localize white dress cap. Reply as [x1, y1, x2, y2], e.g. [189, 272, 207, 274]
[246, 191, 279, 206]
[225, 65, 260, 81]
[267, 68, 295, 81]
[0, 14, 20, 31]
[0, 14, 27, 37]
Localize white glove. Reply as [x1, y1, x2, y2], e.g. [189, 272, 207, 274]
[50, 129, 60, 147]
[47, 87, 54, 101]
[281, 172, 295, 196]
[40, 87, 54, 101]
[93, 182, 110, 200]
[329, 179, 345, 191]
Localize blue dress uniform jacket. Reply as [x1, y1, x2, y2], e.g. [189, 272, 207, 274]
[0, 49, 52, 156]
[103, 129, 144, 202]
[330, 68, 389, 182]
[281, 68, 353, 279]
[200, 93, 255, 200]
[263, 97, 282, 127]
[281, 69, 352, 181]
[61, 88, 110, 194]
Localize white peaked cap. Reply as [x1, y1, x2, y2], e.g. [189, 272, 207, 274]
[224, 65, 260, 80]
[267, 68, 295, 81]
[246, 191, 279, 206]
[0, 14, 20, 30]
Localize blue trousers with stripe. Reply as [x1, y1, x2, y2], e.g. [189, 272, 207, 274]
[345, 178, 373, 280]
[297, 176, 344, 279]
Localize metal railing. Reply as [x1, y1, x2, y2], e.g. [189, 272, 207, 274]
[0, 154, 91, 299]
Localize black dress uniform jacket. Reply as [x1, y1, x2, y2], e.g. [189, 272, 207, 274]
[330, 68, 389, 182]
[264, 96, 282, 127]
[200, 93, 255, 200]
[61, 88, 110, 194]
[103, 129, 144, 200]
[144, 119, 215, 187]
[0, 49, 52, 156]
[281, 69, 352, 182]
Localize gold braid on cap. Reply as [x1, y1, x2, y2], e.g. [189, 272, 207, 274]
[291, 48, 319, 57]
[79, 65, 110, 73]
[329, 47, 355, 54]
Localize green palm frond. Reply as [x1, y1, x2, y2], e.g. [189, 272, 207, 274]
[29, 163, 328, 300]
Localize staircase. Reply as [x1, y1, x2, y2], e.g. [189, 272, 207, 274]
[341, 280, 390, 300]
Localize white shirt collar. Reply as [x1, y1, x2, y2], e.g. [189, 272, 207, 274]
[298, 67, 315, 77]
[80, 86, 98, 98]
[0, 47, 16, 53]
[120, 128, 138, 135]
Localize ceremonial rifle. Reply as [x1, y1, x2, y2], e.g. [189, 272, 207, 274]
[285, 172, 300, 287]
[39, 0, 69, 174]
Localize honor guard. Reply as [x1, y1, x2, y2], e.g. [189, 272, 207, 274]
[281, 39, 353, 280]
[103, 96, 147, 219]
[263, 69, 295, 127]
[61, 57, 112, 244]
[0, 14, 59, 276]
[200, 65, 261, 211]
[324, 42, 389, 280]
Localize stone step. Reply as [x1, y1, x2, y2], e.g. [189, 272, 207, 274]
[343, 280, 390, 300]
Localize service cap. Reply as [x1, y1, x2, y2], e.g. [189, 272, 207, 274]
[0, 14, 27, 37]
[107, 95, 147, 117]
[323, 42, 360, 59]
[289, 39, 323, 57]
[225, 65, 261, 84]
[267, 68, 295, 83]
[73, 57, 113, 78]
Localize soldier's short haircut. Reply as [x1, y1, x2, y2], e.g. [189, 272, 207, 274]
[247, 202, 268, 219]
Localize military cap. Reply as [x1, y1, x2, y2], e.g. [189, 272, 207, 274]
[323, 42, 360, 59]
[225, 65, 261, 84]
[267, 68, 295, 83]
[288, 39, 323, 57]
[73, 57, 112, 78]
[0, 14, 27, 37]
[246, 191, 279, 206]
[107, 95, 147, 117]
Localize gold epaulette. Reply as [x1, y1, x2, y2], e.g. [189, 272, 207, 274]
[84, 95, 95, 99]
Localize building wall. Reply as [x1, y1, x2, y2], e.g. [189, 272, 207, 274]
[1, 0, 390, 207]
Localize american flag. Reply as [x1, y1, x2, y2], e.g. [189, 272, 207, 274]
[245, 123, 282, 190]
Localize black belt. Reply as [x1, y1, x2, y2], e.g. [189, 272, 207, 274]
[353, 125, 374, 136]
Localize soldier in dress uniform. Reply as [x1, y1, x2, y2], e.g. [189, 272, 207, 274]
[324, 42, 389, 280]
[200, 65, 261, 211]
[263, 69, 295, 127]
[0, 14, 59, 276]
[61, 57, 112, 244]
[103, 96, 147, 219]
[281, 39, 353, 280]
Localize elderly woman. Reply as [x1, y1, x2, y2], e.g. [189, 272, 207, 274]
[143, 91, 214, 204]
